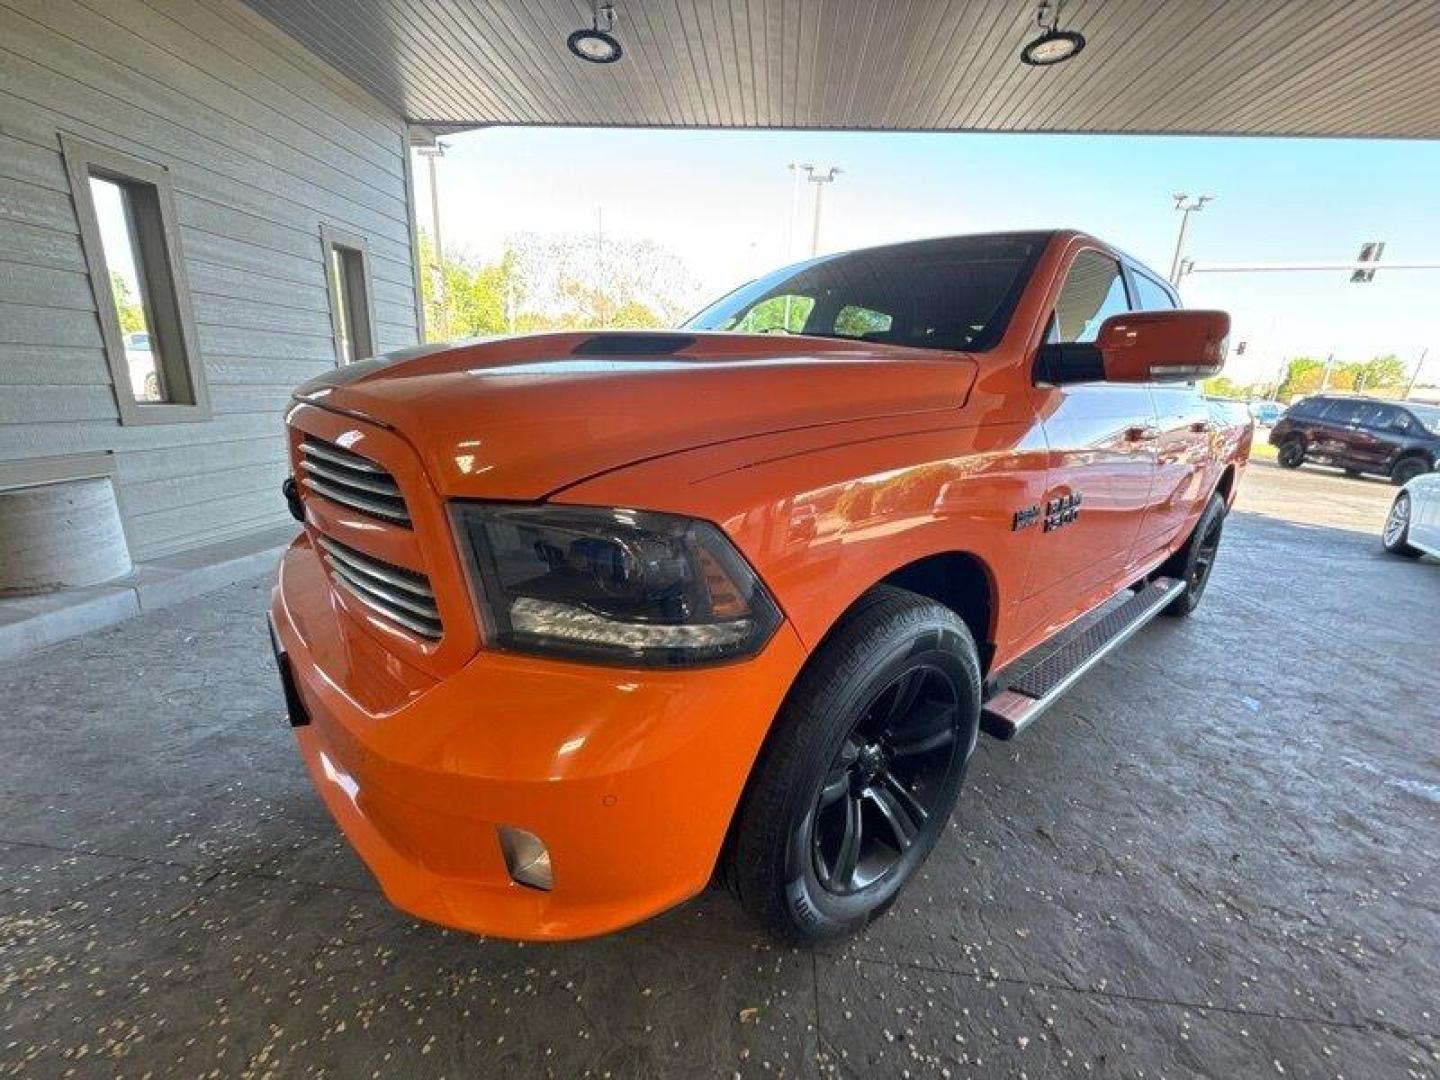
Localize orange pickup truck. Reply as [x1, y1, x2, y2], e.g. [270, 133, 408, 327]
[269, 230, 1246, 944]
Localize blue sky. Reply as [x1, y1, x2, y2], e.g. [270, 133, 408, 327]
[417, 127, 1440, 387]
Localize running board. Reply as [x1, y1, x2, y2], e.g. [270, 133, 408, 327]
[980, 576, 1186, 740]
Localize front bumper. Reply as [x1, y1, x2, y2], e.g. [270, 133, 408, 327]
[270, 535, 806, 940]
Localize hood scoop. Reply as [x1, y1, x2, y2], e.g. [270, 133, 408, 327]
[573, 333, 697, 356]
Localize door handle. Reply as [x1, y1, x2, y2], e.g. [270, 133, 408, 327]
[1125, 425, 1161, 442]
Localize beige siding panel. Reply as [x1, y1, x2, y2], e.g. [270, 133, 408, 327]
[0, 0, 418, 562]
[115, 435, 284, 483]
[0, 261, 95, 310]
[0, 344, 110, 386]
[0, 219, 88, 273]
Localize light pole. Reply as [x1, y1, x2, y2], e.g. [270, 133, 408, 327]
[1169, 193, 1214, 285]
[785, 163, 813, 262]
[1405, 348, 1429, 400]
[808, 167, 842, 257]
[415, 141, 448, 336]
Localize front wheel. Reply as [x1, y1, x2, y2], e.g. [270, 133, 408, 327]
[1277, 438, 1306, 469]
[727, 586, 980, 945]
[1382, 492, 1422, 558]
[1391, 456, 1429, 487]
[1160, 492, 1227, 618]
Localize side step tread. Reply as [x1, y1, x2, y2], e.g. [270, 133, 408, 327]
[980, 576, 1186, 740]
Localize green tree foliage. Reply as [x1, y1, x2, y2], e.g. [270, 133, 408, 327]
[109, 270, 146, 335]
[417, 229, 701, 343]
[1275, 354, 1410, 399]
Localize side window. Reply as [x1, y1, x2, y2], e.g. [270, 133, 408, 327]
[61, 134, 208, 424]
[321, 226, 377, 365]
[733, 294, 814, 334]
[1053, 251, 1130, 343]
[832, 304, 893, 339]
[1130, 269, 1178, 311]
[1390, 410, 1416, 433]
[1323, 400, 1362, 425]
[1358, 404, 1395, 430]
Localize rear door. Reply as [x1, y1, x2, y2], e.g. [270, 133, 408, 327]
[1350, 403, 1407, 473]
[1311, 398, 1364, 464]
[1025, 247, 1156, 607]
[1125, 265, 1212, 550]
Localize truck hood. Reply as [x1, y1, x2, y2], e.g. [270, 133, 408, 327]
[294, 331, 976, 499]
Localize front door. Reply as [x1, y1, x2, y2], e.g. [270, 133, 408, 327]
[1140, 383, 1212, 552]
[1023, 248, 1157, 628]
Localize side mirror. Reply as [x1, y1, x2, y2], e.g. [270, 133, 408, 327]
[1039, 310, 1231, 385]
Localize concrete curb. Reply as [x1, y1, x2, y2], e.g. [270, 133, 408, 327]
[0, 524, 297, 662]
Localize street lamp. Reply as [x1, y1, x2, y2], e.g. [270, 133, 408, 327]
[415, 140, 449, 337]
[1169, 193, 1214, 286]
[808, 167, 842, 257]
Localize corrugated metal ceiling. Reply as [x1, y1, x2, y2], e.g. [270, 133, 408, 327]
[244, 1, 1440, 138]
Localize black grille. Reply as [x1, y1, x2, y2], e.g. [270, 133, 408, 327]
[299, 438, 410, 526]
[317, 536, 441, 639]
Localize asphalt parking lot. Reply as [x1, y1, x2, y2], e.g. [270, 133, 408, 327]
[3, 459, 1437, 1078]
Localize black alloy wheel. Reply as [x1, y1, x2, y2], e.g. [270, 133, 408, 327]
[811, 664, 962, 896]
[726, 586, 981, 944]
[1277, 438, 1306, 469]
[1162, 492, 1227, 618]
[1392, 456, 1429, 487]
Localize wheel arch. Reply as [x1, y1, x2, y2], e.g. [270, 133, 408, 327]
[1214, 463, 1238, 505]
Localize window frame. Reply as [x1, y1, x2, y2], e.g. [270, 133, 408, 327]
[61, 134, 208, 426]
[320, 225, 378, 366]
[1050, 247, 1133, 345]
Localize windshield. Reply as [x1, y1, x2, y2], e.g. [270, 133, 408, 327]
[1408, 403, 1440, 434]
[685, 233, 1048, 353]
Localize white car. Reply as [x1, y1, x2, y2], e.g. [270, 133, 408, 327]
[124, 331, 161, 401]
[1382, 467, 1440, 559]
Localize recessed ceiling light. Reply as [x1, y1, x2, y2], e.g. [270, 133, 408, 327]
[568, 3, 622, 64]
[1021, 27, 1085, 66]
[1020, 2, 1085, 67]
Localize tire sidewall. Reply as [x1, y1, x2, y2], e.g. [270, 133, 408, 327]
[1278, 438, 1305, 468]
[1393, 457, 1427, 487]
[779, 617, 979, 940]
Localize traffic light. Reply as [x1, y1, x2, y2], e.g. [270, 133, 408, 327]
[1236, 341, 1248, 356]
[1351, 241, 1385, 283]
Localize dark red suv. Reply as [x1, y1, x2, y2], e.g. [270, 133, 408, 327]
[1270, 395, 1440, 485]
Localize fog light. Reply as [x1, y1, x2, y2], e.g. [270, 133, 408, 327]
[498, 826, 553, 891]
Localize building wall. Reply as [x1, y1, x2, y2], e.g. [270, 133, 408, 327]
[0, 0, 421, 559]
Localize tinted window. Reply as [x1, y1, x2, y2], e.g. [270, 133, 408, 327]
[1130, 270, 1177, 311]
[1053, 251, 1130, 343]
[1405, 404, 1440, 434]
[1356, 403, 1400, 430]
[686, 233, 1047, 353]
[1322, 400, 1363, 424]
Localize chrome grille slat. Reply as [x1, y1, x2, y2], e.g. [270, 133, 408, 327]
[298, 438, 411, 526]
[301, 458, 402, 497]
[318, 535, 442, 640]
[300, 439, 387, 474]
[316, 537, 434, 599]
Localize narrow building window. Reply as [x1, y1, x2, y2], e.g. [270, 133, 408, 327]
[61, 135, 208, 425]
[321, 226, 377, 365]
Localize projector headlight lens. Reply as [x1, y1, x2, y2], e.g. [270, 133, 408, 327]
[451, 503, 781, 667]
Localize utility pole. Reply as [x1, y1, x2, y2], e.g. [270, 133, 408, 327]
[1320, 352, 1336, 392]
[595, 205, 606, 328]
[1405, 348, 1429, 400]
[808, 167, 842, 257]
[785, 163, 813, 262]
[1169, 193, 1214, 285]
[415, 141, 448, 337]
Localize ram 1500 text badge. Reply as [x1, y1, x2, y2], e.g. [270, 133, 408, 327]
[269, 231, 1246, 943]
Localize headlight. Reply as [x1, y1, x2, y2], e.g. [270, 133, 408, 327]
[450, 503, 782, 667]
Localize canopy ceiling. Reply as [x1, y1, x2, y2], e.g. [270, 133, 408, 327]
[246, 1, 1440, 139]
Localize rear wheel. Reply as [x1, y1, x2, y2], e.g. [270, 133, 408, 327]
[1160, 493, 1227, 618]
[1391, 455, 1429, 487]
[1382, 492, 1422, 558]
[728, 586, 980, 945]
[1277, 437, 1306, 469]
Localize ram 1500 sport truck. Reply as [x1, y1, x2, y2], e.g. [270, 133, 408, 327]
[269, 230, 1247, 944]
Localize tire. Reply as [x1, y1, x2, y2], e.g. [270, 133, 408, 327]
[1382, 492, 1422, 558]
[727, 585, 981, 945]
[1276, 438, 1306, 469]
[1344, 468, 1364, 479]
[1159, 492, 1227, 618]
[1391, 455, 1429, 487]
